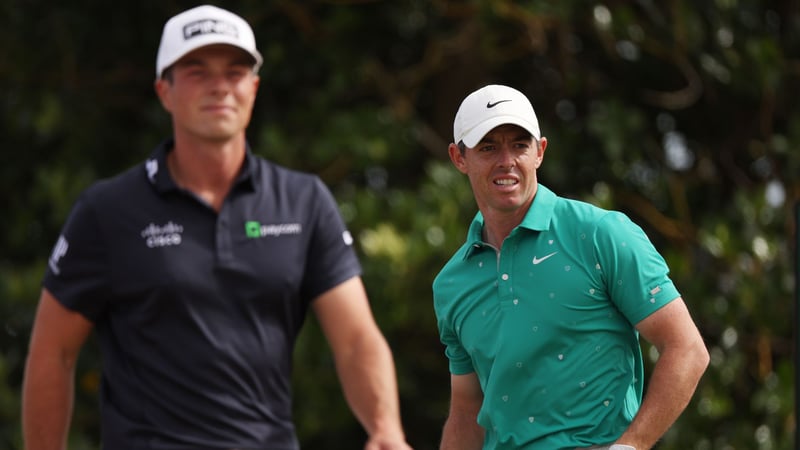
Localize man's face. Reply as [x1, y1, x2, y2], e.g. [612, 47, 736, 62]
[449, 124, 547, 217]
[155, 44, 259, 142]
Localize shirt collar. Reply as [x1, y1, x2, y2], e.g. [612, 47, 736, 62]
[462, 184, 557, 259]
[144, 138, 257, 194]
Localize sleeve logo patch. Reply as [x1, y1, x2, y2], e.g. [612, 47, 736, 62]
[48, 235, 69, 275]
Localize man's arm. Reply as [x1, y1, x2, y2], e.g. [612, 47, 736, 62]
[312, 276, 412, 450]
[22, 288, 93, 450]
[440, 372, 484, 450]
[615, 297, 709, 450]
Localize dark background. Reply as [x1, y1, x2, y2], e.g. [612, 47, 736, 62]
[1, 1, 798, 449]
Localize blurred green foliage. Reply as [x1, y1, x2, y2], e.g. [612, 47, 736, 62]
[2, 1, 799, 449]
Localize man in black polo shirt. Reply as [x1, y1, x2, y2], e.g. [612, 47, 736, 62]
[21, 5, 412, 450]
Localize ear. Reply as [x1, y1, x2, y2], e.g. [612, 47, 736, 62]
[154, 78, 172, 113]
[536, 137, 548, 168]
[448, 143, 468, 174]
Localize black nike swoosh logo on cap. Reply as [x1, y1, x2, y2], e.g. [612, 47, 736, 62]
[487, 99, 511, 108]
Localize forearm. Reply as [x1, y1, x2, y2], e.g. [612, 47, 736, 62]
[616, 343, 709, 449]
[440, 413, 484, 450]
[334, 331, 406, 441]
[22, 356, 76, 450]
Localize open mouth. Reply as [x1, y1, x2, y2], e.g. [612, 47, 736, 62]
[494, 178, 518, 186]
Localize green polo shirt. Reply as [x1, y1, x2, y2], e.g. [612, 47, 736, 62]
[433, 184, 680, 449]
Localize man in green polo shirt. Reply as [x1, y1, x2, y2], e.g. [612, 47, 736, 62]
[433, 84, 709, 450]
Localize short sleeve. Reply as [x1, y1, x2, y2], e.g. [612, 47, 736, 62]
[593, 211, 680, 325]
[300, 177, 362, 301]
[436, 312, 475, 375]
[43, 190, 111, 322]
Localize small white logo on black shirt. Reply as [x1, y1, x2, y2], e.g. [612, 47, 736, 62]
[342, 231, 354, 246]
[48, 235, 69, 275]
[146, 159, 158, 184]
[141, 222, 184, 248]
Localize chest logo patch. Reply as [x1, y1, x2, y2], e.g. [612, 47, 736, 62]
[141, 222, 184, 248]
[532, 251, 558, 265]
[245, 221, 302, 238]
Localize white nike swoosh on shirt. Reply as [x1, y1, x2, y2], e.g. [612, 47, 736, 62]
[532, 252, 558, 265]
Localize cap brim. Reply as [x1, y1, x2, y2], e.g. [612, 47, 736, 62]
[461, 116, 540, 148]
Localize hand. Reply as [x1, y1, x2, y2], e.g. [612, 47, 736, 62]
[364, 434, 413, 450]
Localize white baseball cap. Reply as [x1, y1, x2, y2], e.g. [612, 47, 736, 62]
[155, 5, 263, 79]
[453, 84, 541, 148]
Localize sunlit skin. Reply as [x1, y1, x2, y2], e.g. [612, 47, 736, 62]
[448, 124, 548, 248]
[155, 44, 259, 145]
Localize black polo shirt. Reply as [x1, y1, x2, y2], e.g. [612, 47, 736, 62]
[43, 139, 362, 449]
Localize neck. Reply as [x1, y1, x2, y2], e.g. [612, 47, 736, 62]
[479, 195, 536, 249]
[167, 134, 246, 211]
[481, 215, 522, 249]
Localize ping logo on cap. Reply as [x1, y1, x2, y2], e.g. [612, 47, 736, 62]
[183, 19, 239, 40]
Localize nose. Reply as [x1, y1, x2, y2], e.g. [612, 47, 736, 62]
[207, 72, 232, 94]
[496, 145, 516, 168]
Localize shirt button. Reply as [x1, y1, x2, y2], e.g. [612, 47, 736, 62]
[501, 274, 509, 280]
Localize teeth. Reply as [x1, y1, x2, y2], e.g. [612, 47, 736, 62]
[495, 179, 517, 185]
